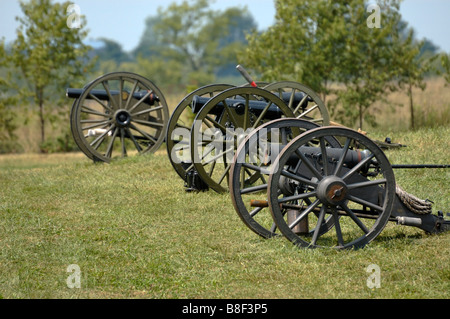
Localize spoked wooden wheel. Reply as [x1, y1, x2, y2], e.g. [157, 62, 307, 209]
[230, 118, 341, 239]
[70, 77, 98, 160]
[71, 72, 169, 163]
[190, 87, 296, 193]
[268, 127, 396, 249]
[166, 84, 234, 181]
[263, 81, 330, 126]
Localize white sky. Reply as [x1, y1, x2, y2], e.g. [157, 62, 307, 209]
[0, 0, 449, 52]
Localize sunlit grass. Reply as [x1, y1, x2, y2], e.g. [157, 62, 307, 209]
[0, 125, 448, 299]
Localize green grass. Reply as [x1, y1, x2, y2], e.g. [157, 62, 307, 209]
[0, 127, 449, 299]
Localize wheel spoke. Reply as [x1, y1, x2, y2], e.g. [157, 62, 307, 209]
[105, 126, 119, 158]
[293, 94, 309, 114]
[88, 92, 113, 113]
[125, 127, 143, 153]
[294, 148, 323, 180]
[240, 184, 267, 195]
[223, 99, 239, 128]
[342, 153, 375, 182]
[347, 194, 384, 212]
[81, 119, 113, 131]
[131, 106, 164, 117]
[347, 178, 387, 190]
[280, 169, 318, 187]
[125, 80, 139, 110]
[252, 101, 274, 129]
[102, 81, 117, 109]
[296, 104, 318, 119]
[90, 124, 115, 150]
[81, 105, 112, 118]
[242, 162, 271, 175]
[278, 191, 317, 204]
[119, 77, 123, 109]
[249, 206, 264, 218]
[319, 137, 329, 176]
[120, 128, 127, 157]
[128, 90, 152, 113]
[132, 118, 165, 128]
[218, 163, 231, 185]
[340, 203, 370, 234]
[129, 123, 157, 144]
[332, 208, 344, 247]
[333, 137, 352, 176]
[204, 115, 228, 134]
[287, 199, 320, 230]
[311, 206, 327, 246]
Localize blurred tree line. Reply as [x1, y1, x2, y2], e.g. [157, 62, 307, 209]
[93, 0, 257, 92]
[0, 0, 449, 153]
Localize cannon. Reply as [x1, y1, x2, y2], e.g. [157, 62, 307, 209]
[229, 118, 450, 249]
[164, 74, 330, 192]
[67, 72, 169, 163]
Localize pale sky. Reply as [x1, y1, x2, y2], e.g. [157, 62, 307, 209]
[1, 0, 449, 53]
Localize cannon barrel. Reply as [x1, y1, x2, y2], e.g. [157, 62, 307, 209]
[66, 88, 160, 106]
[191, 95, 286, 119]
[264, 144, 371, 169]
[191, 91, 309, 115]
[289, 146, 372, 169]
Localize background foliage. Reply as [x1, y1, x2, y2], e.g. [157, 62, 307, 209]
[0, 0, 448, 153]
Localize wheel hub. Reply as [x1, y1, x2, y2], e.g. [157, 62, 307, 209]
[115, 109, 131, 127]
[317, 176, 348, 206]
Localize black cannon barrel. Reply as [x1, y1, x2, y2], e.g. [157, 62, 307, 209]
[191, 92, 309, 114]
[277, 146, 371, 169]
[66, 88, 159, 106]
[191, 95, 285, 119]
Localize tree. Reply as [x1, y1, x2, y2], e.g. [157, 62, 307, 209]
[242, 0, 427, 129]
[242, 0, 352, 102]
[133, 0, 257, 86]
[333, 1, 404, 129]
[0, 41, 20, 153]
[394, 27, 438, 130]
[442, 53, 450, 86]
[9, 0, 94, 148]
[93, 38, 131, 65]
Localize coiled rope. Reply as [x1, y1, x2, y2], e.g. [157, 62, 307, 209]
[396, 185, 433, 215]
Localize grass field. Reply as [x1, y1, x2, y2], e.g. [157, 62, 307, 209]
[0, 125, 449, 299]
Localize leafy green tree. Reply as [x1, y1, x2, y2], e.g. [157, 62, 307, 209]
[332, 1, 405, 129]
[442, 53, 450, 85]
[243, 0, 432, 129]
[394, 27, 438, 130]
[0, 41, 21, 153]
[242, 0, 352, 102]
[9, 0, 94, 148]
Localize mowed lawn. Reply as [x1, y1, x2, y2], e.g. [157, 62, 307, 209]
[0, 126, 449, 299]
